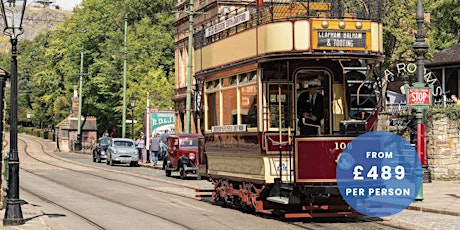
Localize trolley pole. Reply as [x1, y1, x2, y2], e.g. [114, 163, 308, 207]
[122, 15, 128, 138]
[184, 0, 194, 134]
[413, 0, 428, 201]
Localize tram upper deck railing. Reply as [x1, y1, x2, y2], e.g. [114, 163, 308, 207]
[188, 0, 383, 49]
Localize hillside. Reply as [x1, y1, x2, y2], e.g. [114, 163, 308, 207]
[0, 6, 69, 48]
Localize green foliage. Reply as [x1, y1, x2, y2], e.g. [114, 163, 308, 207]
[382, 0, 419, 66]
[429, 0, 460, 50]
[14, 0, 175, 133]
[425, 106, 460, 129]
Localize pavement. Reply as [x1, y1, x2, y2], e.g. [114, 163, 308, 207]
[1, 161, 458, 229]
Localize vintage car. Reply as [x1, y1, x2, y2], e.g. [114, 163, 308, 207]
[164, 134, 203, 179]
[92, 137, 111, 163]
[106, 138, 139, 166]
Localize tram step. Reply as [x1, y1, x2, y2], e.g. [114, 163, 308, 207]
[267, 196, 289, 205]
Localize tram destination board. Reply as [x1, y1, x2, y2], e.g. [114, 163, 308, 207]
[315, 31, 367, 49]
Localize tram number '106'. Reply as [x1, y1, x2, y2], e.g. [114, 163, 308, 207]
[335, 142, 351, 150]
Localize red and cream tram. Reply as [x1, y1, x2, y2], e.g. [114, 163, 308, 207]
[193, 0, 384, 218]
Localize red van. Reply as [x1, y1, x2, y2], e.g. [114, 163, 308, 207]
[164, 134, 203, 179]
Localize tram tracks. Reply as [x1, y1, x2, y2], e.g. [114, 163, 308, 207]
[10, 135, 428, 230]
[18, 134, 210, 198]
[14, 135, 200, 229]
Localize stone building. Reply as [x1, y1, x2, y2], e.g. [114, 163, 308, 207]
[426, 43, 460, 99]
[55, 86, 97, 152]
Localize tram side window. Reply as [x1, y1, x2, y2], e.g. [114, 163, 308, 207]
[207, 93, 219, 130]
[241, 84, 257, 127]
[222, 88, 237, 125]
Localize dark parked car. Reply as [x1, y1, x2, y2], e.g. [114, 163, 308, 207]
[164, 134, 203, 179]
[106, 138, 139, 166]
[93, 137, 111, 163]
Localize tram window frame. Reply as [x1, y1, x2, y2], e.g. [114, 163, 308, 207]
[204, 71, 258, 132]
[266, 83, 294, 130]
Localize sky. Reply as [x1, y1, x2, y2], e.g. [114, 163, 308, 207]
[54, 0, 82, 11]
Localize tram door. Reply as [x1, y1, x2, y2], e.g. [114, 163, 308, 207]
[295, 69, 331, 135]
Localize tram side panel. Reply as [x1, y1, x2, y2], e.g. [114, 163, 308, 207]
[295, 137, 354, 184]
[204, 132, 293, 184]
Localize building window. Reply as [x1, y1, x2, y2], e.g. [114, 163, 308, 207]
[82, 131, 89, 142]
[61, 130, 69, 138]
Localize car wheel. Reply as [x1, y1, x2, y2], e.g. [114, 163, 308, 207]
[180, 164, 187, 180]
[165, 169, 171, 177]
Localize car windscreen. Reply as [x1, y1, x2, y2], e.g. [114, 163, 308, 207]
[179, 138, 198, 148]
[114, 141, 134, 147]
[100, 139, 111, 145]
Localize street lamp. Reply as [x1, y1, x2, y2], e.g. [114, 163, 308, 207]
[130, 93, 136, 139]
[413, 0, 429, 201]
[0, 0, 27, 226]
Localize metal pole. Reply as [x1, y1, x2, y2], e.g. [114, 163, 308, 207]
[131, 108, 134, 139]
[4, 37, 24, 225]
[145, 92, 150, 163]
[0, 72, 6, 205]
[184, 0, 194, 134]
[413, 0, 428, 201]
[122, 15, 128, 138]
[76, 47, 84, 150]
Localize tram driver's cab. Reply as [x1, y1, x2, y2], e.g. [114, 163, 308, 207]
[296, 75, 325, 135]
[262, 61, 354, 136]
[294, 68, 348, 136]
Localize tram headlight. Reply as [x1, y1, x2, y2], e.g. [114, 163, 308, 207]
[189, 153, 195, 161]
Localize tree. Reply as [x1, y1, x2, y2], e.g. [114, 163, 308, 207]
[15, 0, 176, 133]
[429, 0, 460, 50]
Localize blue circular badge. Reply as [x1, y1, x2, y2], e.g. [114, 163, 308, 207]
[336, 131, 422, 217]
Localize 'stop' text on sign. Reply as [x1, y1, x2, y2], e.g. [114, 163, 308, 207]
[407, 88, 431, 106]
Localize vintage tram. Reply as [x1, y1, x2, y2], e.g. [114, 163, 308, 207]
[193, 0, 385, 218]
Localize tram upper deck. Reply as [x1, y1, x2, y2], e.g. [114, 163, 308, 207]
[192, 0, 384, 75]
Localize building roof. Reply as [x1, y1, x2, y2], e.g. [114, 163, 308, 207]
[56, 115, 97, 131]
[426, 43, 460, 67]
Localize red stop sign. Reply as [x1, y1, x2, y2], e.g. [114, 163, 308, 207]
[407, 88, 431, 105]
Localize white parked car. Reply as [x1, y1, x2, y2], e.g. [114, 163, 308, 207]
[106, 138, 139, 167]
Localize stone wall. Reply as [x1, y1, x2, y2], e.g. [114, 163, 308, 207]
[378, 111, 460, 181]
[425, 116, 460, 181]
